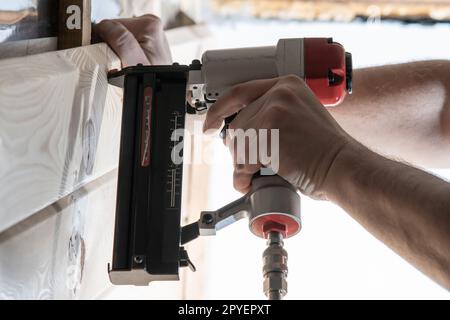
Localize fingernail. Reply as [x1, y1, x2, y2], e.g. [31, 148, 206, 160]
[203, 118, 220, 133]
[204, 128, 218, 137]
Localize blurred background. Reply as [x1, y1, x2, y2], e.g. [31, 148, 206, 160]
[1, 0, 449, 300]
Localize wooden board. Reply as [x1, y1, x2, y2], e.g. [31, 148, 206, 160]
[0, 172, 115, 299]
[0, 43, 122, 233]
[0, 170, 183, 299]
[0, 147, 204, 299]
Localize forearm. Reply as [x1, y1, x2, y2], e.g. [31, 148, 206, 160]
[329, 60, 450, 168]
[326, 143, 450, 290]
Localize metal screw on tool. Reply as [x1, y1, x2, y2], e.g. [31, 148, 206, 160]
[202, 214, 214, 225]
[134, 256, 144, 264]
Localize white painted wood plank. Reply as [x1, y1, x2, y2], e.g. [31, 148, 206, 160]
[0, 171, 117, 299]
[0, 169, 185, 300]
[0, 43, 122, 233]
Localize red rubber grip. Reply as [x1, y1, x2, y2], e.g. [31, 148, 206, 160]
[304, 38, 348, 107]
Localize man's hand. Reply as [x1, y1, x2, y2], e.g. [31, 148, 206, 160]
[203, 75, 353, 199]
[203, 74, 450, 290]
[94, 15, 172, 67]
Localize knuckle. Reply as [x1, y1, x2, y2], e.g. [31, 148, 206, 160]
[230, 84, 246, 97]
[235, 164, 246, 174]
[141, 14, 164, 33]
[271, 85, 299, 102]
[96, 19, 116, 37]
[233, 178, 241, 191]
[96, 19, 110, 29]
[266, 104, 287, 122]
[233, 173, 247, 191]
[114, 30, 134, 48]
[142, 14, 162, 23]
[98, 21, 134, 48]
[280, 74, 304, 84]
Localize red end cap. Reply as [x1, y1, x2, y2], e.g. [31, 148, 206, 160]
[251, 214, 301, 239]
[304, 38, 348, 107]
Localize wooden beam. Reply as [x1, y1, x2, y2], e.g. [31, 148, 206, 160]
[212, 0, 450, 22]
[58, 0, 92, 49]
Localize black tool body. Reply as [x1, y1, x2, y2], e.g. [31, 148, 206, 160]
[108, 64, 194, 285]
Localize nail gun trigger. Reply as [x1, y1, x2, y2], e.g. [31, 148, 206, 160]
[179, 247, 196, 272]
[181, 222, 200, 245]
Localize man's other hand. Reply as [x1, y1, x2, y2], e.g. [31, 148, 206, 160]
[95, 15, 173, 67]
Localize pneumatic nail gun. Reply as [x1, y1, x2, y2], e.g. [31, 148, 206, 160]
[107, 38, 353, 300]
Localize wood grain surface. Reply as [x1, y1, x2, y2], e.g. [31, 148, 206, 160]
[0, 43, 122, 233]
[0, 171, 119, 299]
